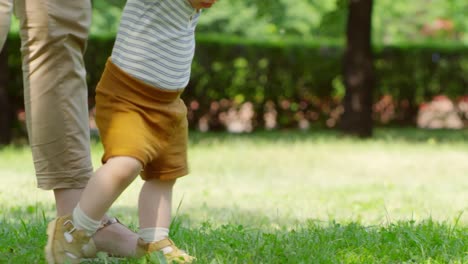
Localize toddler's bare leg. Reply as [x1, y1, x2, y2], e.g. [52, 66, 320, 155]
[137, 179, 178, 255]
[75, 156, 142, 256]
[139, 179, 176, 229]
[54, 189, 140, 257]
[79, 156, 142, 221]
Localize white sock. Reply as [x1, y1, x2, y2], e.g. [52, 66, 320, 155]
[72, 204, 102, 236]
[139, 227, 172, 254]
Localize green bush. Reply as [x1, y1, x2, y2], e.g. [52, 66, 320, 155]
[5, 34, 468, 132]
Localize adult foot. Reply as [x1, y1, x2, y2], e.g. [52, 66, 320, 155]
[92, 217, 140, 257]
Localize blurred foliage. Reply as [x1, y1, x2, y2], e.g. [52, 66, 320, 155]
[4, 0, 467, 132]
[6, 35, 468, 131]
[90, 0, 125, 35]
[75, 0, 468, 44]
[8, 0, 466, 43]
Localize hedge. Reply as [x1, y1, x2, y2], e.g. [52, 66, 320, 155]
[5, 34, 468, 132]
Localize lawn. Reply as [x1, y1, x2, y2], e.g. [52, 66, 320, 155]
[0, 128, 467, 263]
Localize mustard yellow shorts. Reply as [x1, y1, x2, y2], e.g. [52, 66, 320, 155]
[95, 59, 188, 180]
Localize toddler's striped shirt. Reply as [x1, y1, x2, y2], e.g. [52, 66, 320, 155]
[111, 0, 200, 90]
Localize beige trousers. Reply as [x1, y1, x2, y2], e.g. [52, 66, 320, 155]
[0, 0, 93, 190]
[0, 0, 12, 48]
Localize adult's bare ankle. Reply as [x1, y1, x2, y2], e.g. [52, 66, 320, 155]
[93, 220, 139, 257]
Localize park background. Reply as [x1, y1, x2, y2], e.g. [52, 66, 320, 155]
[0, 0, 467, 263]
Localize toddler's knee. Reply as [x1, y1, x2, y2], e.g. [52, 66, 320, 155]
[106, 156, 142, 184]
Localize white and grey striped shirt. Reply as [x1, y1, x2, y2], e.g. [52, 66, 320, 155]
[111, 0, 200, 90]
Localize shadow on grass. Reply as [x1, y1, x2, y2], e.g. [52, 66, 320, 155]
[1, 204, 466, 264]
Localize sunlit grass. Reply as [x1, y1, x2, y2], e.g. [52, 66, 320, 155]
[0, 128, 467, 263]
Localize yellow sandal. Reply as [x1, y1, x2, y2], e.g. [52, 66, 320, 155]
[137, 238, 195, 263]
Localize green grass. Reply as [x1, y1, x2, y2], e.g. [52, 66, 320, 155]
[0, 128, 467, 263]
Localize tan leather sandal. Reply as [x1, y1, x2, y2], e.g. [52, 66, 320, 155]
[44, 214, 97, 264]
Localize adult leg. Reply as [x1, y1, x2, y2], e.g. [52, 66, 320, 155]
[0, 0, 12, 49]
[14, 0, 93, 201]
[15, 0, 139, 256]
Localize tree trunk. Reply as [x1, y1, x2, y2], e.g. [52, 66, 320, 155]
[0, 42, 12, 145]
[339, 0, 375, 138]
